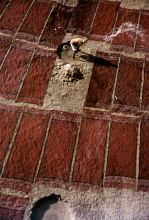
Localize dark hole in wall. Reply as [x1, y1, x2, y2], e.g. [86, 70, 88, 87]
[30, 194, 61, 220]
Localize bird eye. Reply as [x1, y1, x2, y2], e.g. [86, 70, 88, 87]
[63, 45, 69, 50]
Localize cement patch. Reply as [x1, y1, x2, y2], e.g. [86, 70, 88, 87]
[24, 184, 149, 220]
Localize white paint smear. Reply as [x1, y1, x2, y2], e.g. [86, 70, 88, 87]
[103, 22, 144, 42]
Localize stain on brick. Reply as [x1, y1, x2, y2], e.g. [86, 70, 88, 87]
[90, 1, 120, 41]
[0, 110, 19, 172]
[40, 4, 73, 48]
[38, 118, 78, 181]
[85, 52, 119, 109]
[73, 117, 108, 184]
[0, 0, 33, 33]
[106, 121, 137, 178]
[3, 113, 49, 181]
[18, 1, 53, 41]
[111, 8, 139, 51]
[68, 1, 98, 35]
[114, 57, 143, 107]
[139, 119, 149, 179]
[17, 52, 55, 105]
[0, 47, 32, 99]
[142, 61, 149, 108]
[136, 11, 149, 52]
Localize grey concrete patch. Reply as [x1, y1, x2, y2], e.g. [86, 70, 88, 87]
[43, 34, 96, 113]
[24, 184, 149, 220]
[121, 0, 149, 10]
[54, 0, 78, 7]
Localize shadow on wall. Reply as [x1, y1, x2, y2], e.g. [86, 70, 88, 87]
[30, 194, 61, 220]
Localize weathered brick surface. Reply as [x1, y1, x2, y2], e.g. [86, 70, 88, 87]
[139, 119, 149, 180]
[0, 0, 9, 16]
[142, 61, 149, 108]
[0, 208, 24, 220]
[68, 1, 98, 35]
[136, 11, 149, 52]
[40, 4, 73, 48]
[0, 110, 19, 172]
[90, 1, 120, 41]
[18, 1, 53, 41]
[85, 52, 119, 109]
[0, 47, 32, 99]
[0, 36, 11, 65]
[0, 194, 28, 220]
[73, 117, 108, 184]
[111, 8, 139, 51]
[106, 121, 137, 178]
[3, 113, 49, 181]
[0, 194, 29, 210]
[0, 0, 33, 33]
[17, 52, 55, 105]
[38, 118, 78, 181]
[114, 57, 143, 107]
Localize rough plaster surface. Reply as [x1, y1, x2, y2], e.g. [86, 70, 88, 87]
[24, 185, 149, 220]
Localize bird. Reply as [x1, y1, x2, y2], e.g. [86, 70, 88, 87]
[57, 37, 87, 59]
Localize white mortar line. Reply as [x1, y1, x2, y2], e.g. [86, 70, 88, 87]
[89, 0, 100, 34]
[33, 116, 52, 183]
[15, 51, 35, 100]
[0, 112, 23, 177]
[139, 60, 145, 107]
[0, 0, 13, 20]
[0, 43, 13, 71]
[133, 10, 141, 51]
[15, 0, 36, 36]
[111, 56, 121, 106]
[69, 118, 82, 182]
[103, 120, 112, 185]
[38, 2, 56, 43]
[0, 0, 36, 72]
[136, 119, 141, 190]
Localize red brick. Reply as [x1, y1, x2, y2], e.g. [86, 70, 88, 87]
[0, 36, 11, 65]
[18, 1, 53, 41]
[0, 208, 24, 220]
[142, 61, 149, 108]
[0, 0, 9, 15]
[73, 117, 108, 184]
[40, 4, 73, 48]
[0, 0, 33, 33]
[3, 113, 49, 181]
[136, 11, 149, 52]
[114, 57, 143, 107]
[0, 194, 29, 210]
[90, 1, 120, 41]
[0, 47, 32, 99]
[106, 121, 137, 178]
[17, 52, 55, 105]
[85, 52, 119, 109]
[0, 178, 32, 194]
[111, 8, 139, 51]
[139, 119, 149, 179]
[68, 1, 98, 35]
[0, 110, 19, 172]
[38, 118, 78, 181]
